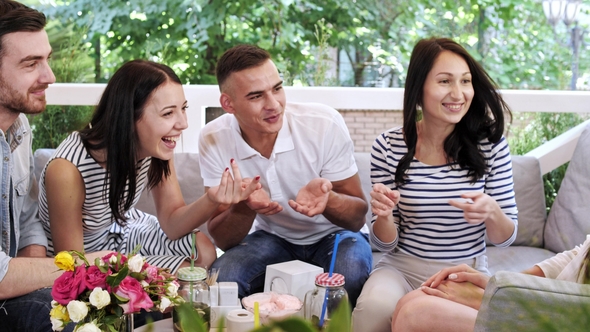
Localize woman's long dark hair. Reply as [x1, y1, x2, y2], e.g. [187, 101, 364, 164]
[79, 59, 182, 224]
[396, 37, 512, 185]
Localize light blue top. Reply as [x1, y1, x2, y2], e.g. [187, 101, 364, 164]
[0, 114, 47, 283]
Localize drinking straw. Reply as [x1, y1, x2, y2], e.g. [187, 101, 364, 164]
[190, 232, 196, 306]
[319, 233, 340, 328]
[191, 232, 196, 270]
[328, 234, 340, 277]
[254, 301, 260, 328]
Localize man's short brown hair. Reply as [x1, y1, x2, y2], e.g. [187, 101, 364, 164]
[0, 0, 46, 63]
[216, 44, 271, 90]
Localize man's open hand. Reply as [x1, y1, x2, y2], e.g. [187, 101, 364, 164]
[288, 178, 332, 217]
[243, 178, 283, 215]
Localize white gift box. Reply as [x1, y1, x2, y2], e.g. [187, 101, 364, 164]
[263, 260, 323, 303]
[218, 281, 240, 306]
[209, 281, 241, 328]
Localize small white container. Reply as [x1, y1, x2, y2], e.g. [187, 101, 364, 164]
[263, 260, 323, 303]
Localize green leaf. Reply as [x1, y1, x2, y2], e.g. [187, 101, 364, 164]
[142, 316, 155, 332]
[216, 317, 225, 331]
[246, 299, 351, 332]
[130, 272, 146, 281]
[130, 244, 142, 255]
[326, 300, 351, 332]
[113, 292, 129, 303]
[176, 302, 208, 332]
[249, 317, 316, 332]
[102, 314, 122, 325]
[70, 249, 90, 266]
[272, 318, 317, 331]
[107, 265, 129, 288]
[113, 305, 123, 317]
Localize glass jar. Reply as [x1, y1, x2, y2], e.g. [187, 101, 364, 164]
[304, 272, 349, 330]
[172, 267, 211, 331]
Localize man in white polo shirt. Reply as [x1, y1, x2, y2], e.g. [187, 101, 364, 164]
[199, 44, 372, 306]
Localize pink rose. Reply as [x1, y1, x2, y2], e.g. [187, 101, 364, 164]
[145, 266, 159, 283]
[85, 266, 107, 290]
[52, 265, 87, 305]
[114, 276, 154, 314]
[101, 253, 127, 267]
[154, 274, 168, 289]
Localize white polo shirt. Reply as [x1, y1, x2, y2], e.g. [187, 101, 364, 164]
[199, 102, 366, 245]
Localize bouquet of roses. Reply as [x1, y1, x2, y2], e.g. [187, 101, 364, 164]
[49, 248, 183, 332]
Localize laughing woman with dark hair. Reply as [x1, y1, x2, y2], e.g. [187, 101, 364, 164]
[352, 37, 518, 332]
[38, 60, 260, 273]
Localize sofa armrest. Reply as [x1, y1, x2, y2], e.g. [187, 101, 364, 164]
[474, 271, 590, 331]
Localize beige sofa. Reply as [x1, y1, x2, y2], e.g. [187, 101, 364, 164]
[34, 141, 583, 273]
[34, 124, 590, 329]
[473, 123, 590, 331]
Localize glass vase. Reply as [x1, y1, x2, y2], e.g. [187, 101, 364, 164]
[82, 313, 134, 332]
[112, 314, 134, 332]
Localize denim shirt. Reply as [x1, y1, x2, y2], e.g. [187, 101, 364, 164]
[0, 114, 47, 283]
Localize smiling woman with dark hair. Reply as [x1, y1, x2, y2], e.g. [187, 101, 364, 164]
[38, 60, 261, 274]
[352, 37, 518, 332]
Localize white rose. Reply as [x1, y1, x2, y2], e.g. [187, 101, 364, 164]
[109, 255, 117, 264]
[159, 297, 172, 312]
[89, 287, 111, 309]
[166, 282, 179, 297]
[50, 317, 65, 331]
[75, 322, 101, 332]
[67, 300, 89, 323]
[51, 300, 58, 308]
[128, 255, 144, 273]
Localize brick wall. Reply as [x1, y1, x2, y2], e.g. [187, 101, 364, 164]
[207, 108, 532, 153]
[207, 107, 404, 153]
[339, 110, 539, 153]
[339, 110, 403, 152]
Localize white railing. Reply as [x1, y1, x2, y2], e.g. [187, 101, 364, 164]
[46, 84, 590, 174]
[526, 118, 590, 174]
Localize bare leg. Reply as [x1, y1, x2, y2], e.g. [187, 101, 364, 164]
[392, 289, 477, 332]
[391, 289, 424, 329]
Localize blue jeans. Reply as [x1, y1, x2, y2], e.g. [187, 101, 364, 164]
[211, 230, 372, 307]
[0, 288, 56, 332]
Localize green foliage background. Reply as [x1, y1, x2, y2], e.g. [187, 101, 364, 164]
[34, 0, 588, 88]
[27, 0, 590, 209]
[26, 20, 95, 151]
[508, 112, 587, 212]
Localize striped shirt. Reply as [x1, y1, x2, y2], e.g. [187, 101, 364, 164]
[370, 127, 518, 261]
[38, 132, 190, 272]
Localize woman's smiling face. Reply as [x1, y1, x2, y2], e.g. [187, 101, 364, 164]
[421, 50, 474, 129]
[135, 81, 188, 160]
